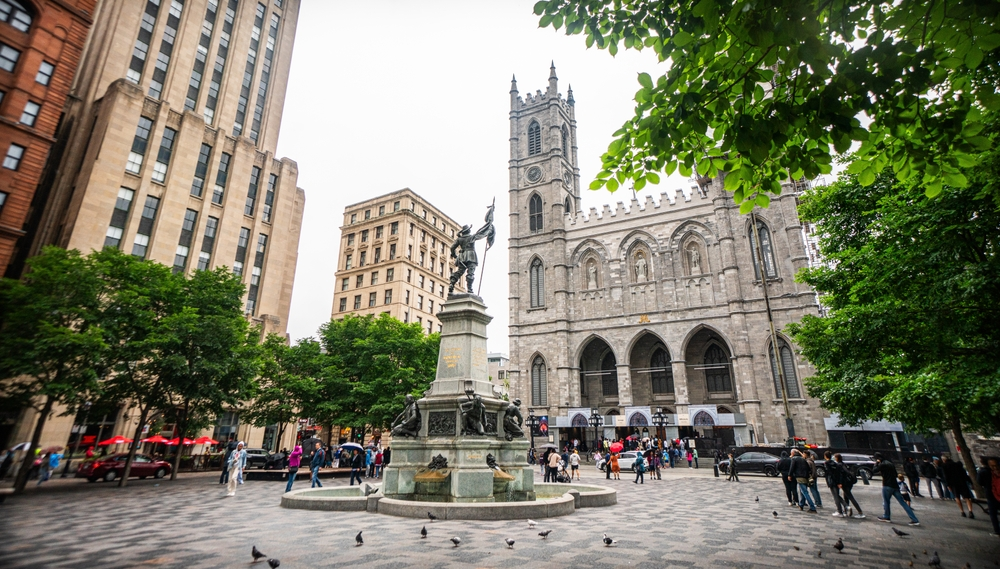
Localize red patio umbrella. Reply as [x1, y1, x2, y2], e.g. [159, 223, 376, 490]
[165, 437, 195, 446]
[192, 436, 218, 445]
[98, 435, 133, 446]
[140, 435, 171, 444]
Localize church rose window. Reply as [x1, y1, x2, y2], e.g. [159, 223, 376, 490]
[531, 356, 547, 406]
[704, 344, 732, 392]
[769, 339, 800, 399]
[528, 121, 541, 155]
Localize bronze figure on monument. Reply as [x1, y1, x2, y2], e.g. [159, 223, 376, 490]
[448, 202, 496, 295]
[390, 394, 421, 438]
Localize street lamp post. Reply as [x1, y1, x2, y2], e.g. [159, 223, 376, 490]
[526, 409, 538, 454]
[61, 401, 92, 478]
[588, 407, 603, 458]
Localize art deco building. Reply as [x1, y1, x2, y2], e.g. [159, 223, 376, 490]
[331, 188, 463, 334]
[0, 0, 96, 275]
[5, 0, 305, 451]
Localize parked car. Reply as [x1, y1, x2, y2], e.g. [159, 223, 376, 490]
[76, 453, 172, 482]
[815, 453, 878, 480]
[244, 448, 271, 469]
[718, 452, 781, 476]
[596, 451, 647, 472]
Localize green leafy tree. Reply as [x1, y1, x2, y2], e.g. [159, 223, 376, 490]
[533, 0, 997, 209]
[318, 314, 440, 434]
[0, 247, 105, 494]
[787, 161, 1000, 494]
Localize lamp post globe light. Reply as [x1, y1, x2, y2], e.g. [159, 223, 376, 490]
[588, 407, 603, 457]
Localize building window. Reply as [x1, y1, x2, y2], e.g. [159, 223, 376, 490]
[384, 289, 392, 304]
[378, 205, 385, 216]
[128, 0, 162, 83]
[406, 269, 411, 282]
[749, 220, 778, 279]
[151, 127, 177, 183]
[428, 300, 434, 313]
[359, 251, 366, 266]
[248, 10, 279, 142]
[345, 254, 352, 270]
[650, 348, 674, 394]
[350, 213, 357, 224]
[361, 229, 368, 243]
[769, 339, 801, 399]
[245, 233, 267, 315]
[126, 117, 153, 174]
[339, 277, 348, 291]
[197, 216, 218, 270]
[704, 344, 732, 393]
[3, 142, 24, 170]
[561, 125, 569, 156]
[371, 271, 378, 285]
[213, 152, 231, 204]
[364, 209, 370, 220]
[375, 226, 383, 239]
[245, 166, 261, 216]
[356, 274, 363, 288]
[0, 191, 6, 214]
[0, 1, 33, 32]
[407, 245, 412, 259]
[339, 298, 347, 312]
[18, 100, 39, 126]
[104, 187, 135, 248]
[409, 223, 414, 236]
[389, 244, 396, 259]
[374, 247, 381, 263]
[405, 290, 410, 304]
[529, 194, 543, 233]
[263, 173, 277, 223]
[419, 252, 425, 266]
[393, 200, 400, 211]
[420, 230, 426, 242]
[191, 143, 212, 197]
[148, 0, 185, 98]
[204, 0, 238, 122]
[386, 268, 394, 282]
[417, 295, 423, 310]
[131, 196, 160, 258]
[234, 226, 250, 275]
[527, 121, 541, 155]
[0, 43, 20, 72]
[403, 310, 409, 323]
[185, 0, 216, 112]
[531, 356, 547, 406]
[233, 3, 265, 137]
[346, 233, 355, 246]
[353, 295, 361, 310]
[367, 292, 376, 307]
[390, 221, 398, 235]
[529, 258, 544, 308]
[173, 208, 198, 273]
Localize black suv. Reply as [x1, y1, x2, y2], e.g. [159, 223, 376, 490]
[718, 452, 781, 476]
[244, 448, 271, 469]
[814, 453, 877, 479]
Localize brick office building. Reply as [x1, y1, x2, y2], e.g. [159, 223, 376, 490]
[0, 0, 95, 275]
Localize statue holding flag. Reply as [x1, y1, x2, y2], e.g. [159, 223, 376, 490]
[449, 200, 495, 296]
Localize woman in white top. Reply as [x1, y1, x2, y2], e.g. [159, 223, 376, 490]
[569, 450, 581, 480]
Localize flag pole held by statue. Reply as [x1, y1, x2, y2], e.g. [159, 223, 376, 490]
[477, 197, 496, 297]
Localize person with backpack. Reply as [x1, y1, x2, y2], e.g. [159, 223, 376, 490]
[875, 452, 919, 525]
[789, 449, 817, 512]
[633, 451, 646, 484]
[834, 453, 865, 518]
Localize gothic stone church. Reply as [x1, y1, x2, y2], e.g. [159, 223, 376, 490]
[507, 65, 830, 450]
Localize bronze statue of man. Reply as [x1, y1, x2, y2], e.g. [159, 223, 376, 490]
[503, 398, 525, 441]
[449, 202, 495, 294]
[391, 394, 421, 438]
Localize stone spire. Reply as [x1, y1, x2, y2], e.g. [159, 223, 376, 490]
[547, 61, 558, 96]
[567, 84, 574, 106]
[510, 74, 519, 109]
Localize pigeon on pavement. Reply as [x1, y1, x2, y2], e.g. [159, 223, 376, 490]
[252, 546, 267, 562]
[892, 527, 910, 537]
[505, 538, 515, 549]
[527, 519, 537, 528]
[772, 511, 779, 519]
[420, 526, 427, 539]
[603, 533, 616, 547]
[267, 560, 280, 569]
[538, 530, 552, 539]
[428, 512, 438, 522]
[451, 537, 461, 547]
[834, 538, 844, 553]
[928, 552, 941, 567]
[356, 531, 363, 546]
[755, 496, 759, 503]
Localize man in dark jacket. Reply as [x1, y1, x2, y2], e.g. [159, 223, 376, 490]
[349, 449, 364, 486]
[942, 455, 975, 519]
[903, 457, 922, 497]
[310, 442, 325, 488]
[789, 450, 817, 512]
[824, 451, 847, 517]
[875, 453, 919, 525]
[976, 457, 1000, 537]
[920, 457, 943, 499]
[778, 451, 799, 506]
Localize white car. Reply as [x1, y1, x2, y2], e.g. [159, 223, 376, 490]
[596, 451, 648, 472]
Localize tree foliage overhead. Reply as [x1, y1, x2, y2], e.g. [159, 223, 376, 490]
[533, 0, 998, 209]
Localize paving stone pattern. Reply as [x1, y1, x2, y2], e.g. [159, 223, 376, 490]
[1, 466, 998, 568]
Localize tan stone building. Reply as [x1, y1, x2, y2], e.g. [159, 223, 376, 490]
[5, 0, 306, 453]
[331, 188, 463, 334]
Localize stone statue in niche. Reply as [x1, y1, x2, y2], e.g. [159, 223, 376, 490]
[459, 393, 487, 436]
[502, 398, 525, 441]
[587, 261, 598, 289]
[390, 394, 421, 438]
[635, 252, 648, 282]
[688, 246, 702, 274]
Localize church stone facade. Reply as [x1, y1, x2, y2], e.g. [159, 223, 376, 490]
[507, 65, 830, 449]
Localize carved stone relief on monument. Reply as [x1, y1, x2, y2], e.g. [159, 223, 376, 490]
[427, 411, 457, 436]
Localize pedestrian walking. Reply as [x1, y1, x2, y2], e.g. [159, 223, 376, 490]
[834, 453, 865, 518]
[823, 451, 847, 517]
[604, 450, 612, 480]
[920, 457, 943, 499]
[897, 474, 912, 506]
[942, 455, 976, 519]
[225, 442, 247, 497]
[633, 452, 645, 484]
[610, 452, 621, 480]
[285, 445, 302, 493]
[806, 451, 824, 508]
[903, 457, 922, 497]
[310, 441, 325, 488]
[693, 449, 699, 469]
[374, 448, 384, 478]
[875, 453, 919, 525]
[569, 450, 581, 480]
[653, 452, 662, 480]
[936, 458, 953, 500]
[547, 449, 561, 482]
[686, 449, 693, 468]
[975, 456, 1000, 537]
[333, 446, 341, 469]
[349, 449, 364, 485]
[789, 450, 817, 512]
[727, 452, 739, 482]
[219, 436, 237, 485]
[37, 451, 60, 485]
[366, 446, 375, 478]
[778, 451, 799, 506]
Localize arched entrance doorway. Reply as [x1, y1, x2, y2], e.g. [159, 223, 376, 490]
[578, 337, 618, 408]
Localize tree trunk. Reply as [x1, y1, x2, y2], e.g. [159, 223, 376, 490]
[276, 422, 286, 452]
[950, 413, 986, 499]
[119, 403, 151, 488]
[170, 400, 189, 481]
[13, 395, 53, 494]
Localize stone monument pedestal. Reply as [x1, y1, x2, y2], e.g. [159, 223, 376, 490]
[382, 294, 534, 503]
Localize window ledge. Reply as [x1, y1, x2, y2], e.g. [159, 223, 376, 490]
[752, 278, 783, 285]
[527, 306, 547, 312]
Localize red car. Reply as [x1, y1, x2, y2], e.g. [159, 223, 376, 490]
[76, 453, 172, 482]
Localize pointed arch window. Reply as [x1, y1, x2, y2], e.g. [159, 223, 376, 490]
[704, 344, 732, 392]
[650, 348, 674, 394]
[601, 352, 618, 396]
[769, 339, 800, 399]
[531, 356, 547, 406]
[529, 258, 544, 308]
[528, 121, 541, 156]
[749, 220, 778, 279]
[564, 196, 572, 214]
[529, 194, 543, 233]
[561, 125, 569, 156]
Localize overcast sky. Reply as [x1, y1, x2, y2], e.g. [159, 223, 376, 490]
[276, 0, 689, 350]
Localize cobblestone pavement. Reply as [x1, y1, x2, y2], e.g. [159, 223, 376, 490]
[1, 464, 998, 568]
